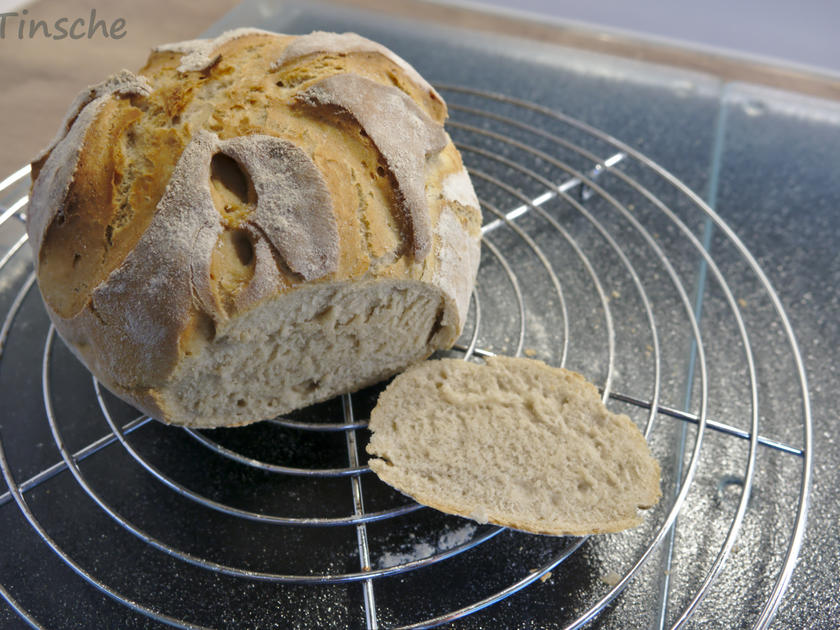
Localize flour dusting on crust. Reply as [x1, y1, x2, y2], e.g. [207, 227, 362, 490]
[220, 135, 338, 281]
[28, 95, 109, 257]
[297, 74, 447, 260]
[88, 130, 221, 387]
[272, 30, 441, 102]
[435, 208, 480, 328]
[155, 27, 275, 73]
[442, 168, 479, 209]
[28, 71, 152, 255]
[76, 128, 339, 388]
[32, 70, 152, 165]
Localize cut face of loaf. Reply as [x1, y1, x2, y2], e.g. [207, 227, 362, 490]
[366, 357, 662, 536]
[168, 280, 455, 427]
[26, 30, 482, 427]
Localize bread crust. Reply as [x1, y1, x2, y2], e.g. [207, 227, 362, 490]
[28, 30, 481, 425]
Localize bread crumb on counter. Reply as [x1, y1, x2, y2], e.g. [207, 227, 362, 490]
[601, 570, 622, 587]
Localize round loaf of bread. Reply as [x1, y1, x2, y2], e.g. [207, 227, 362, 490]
[27, 29, 482, 428]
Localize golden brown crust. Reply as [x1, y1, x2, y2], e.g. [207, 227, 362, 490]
[295, 73, 447, 260]
[270, 31, 447, 123]
[28, 30, 482, 421]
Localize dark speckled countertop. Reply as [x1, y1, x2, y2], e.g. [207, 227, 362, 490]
[0, 1, 837, 628]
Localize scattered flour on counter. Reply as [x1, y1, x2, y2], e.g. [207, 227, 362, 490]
[437, 524, 476, 549]
[377, 542, 435, 568]
[376, 523, 478, 568]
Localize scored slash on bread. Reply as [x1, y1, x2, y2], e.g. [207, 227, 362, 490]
[366, 357, 662, 536]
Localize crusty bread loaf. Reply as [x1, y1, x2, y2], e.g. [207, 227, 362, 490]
[366, 357, 661, 535]
[27, 29, 481, 428]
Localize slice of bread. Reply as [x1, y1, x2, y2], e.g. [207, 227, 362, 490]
[366, 356, 661, 535]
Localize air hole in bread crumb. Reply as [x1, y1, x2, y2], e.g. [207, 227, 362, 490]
[72, 253, 81, 268]
[376, 165, 386, 177]
[275, 79, 285, 87]
[293, 379, 319, 394]
[236, 399, 247, 407]
[314, 305, 335, 324]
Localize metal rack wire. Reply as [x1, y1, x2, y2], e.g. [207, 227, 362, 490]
[0, 86, 811, 629]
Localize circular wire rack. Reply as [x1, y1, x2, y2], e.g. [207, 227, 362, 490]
[0, 86, 811, 629]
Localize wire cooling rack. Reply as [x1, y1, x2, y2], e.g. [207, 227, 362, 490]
[0, 86, 812, 629]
